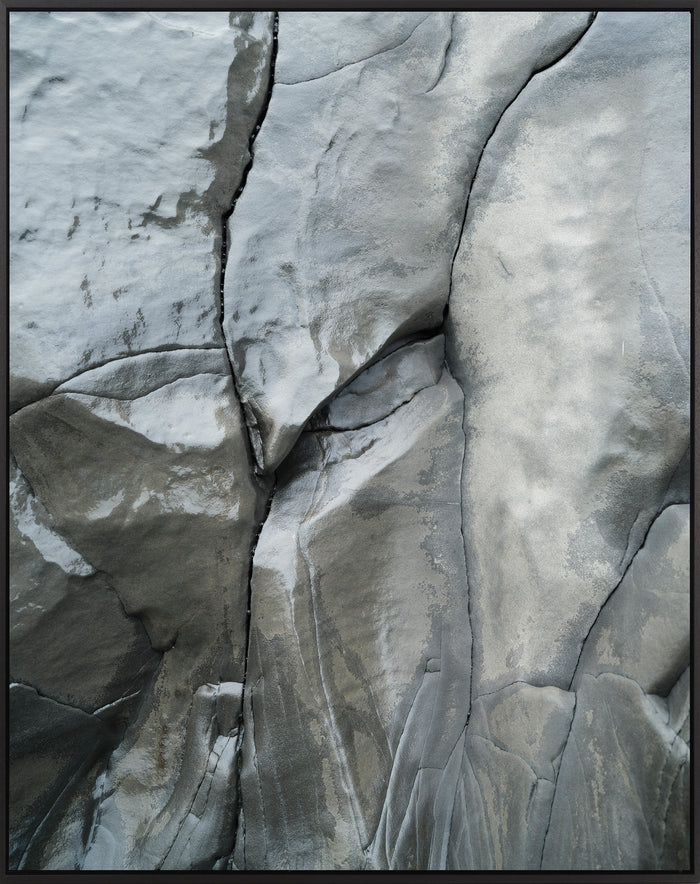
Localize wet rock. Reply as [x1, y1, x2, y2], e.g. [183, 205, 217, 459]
[9, 11, 274, 412]
[236, 365, 470, 869]
[8, 9, 690, 874]
[9, 684, 118, 869]
[223, 11, 595, 472]
[10, 361, 264, 868]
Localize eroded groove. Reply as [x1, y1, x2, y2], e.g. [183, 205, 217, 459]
[425, 12, 453, 94]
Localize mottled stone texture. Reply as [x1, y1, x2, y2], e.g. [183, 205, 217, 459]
[9, 10, 690, 872]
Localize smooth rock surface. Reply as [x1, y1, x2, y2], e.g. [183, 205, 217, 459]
[8, 9, 690, 874]
[235, 365, 470, 869]
[446, 10, 690, 697]
[223, 11, 595, 472]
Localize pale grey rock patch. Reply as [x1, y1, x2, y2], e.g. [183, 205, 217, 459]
[10, 10, 274, 411]
[446, 10, 690, 699]
[275, 12, 431, 84]
[223, 11, 595, 473]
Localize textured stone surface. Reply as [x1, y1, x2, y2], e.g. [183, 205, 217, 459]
[236, 358, 470, 869]
[8, 9, 690, 873]
[223, 10, 595, 471]
[9, 10, 273, 411]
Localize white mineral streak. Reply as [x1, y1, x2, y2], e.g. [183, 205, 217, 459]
[10, 459, 94, 577]
[8, 10, 689, 874]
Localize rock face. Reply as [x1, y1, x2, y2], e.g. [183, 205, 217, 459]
[8, 10, 690, 872]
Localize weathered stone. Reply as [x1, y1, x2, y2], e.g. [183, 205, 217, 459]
[10, 456, 159, 714]
[223, 11, 595, 472]
[9, 684, 118, 869]
[8, 9, 690, 874]
[571, 504, 689, 696]
[542, 673, 689, 870]
[10, 358, 265, 869]
[446, 10, 690, 698]
[9, 10, 274, 412]
[236, 365, 470, 869]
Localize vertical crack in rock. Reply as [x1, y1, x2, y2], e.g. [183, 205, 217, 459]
[539, 694, 577, 867]
[218, 12, 279, 471]
[230, 478, 276, 867]
[443, 5, 598, 743]
[219, 13, 278, 327]
[458, 391, 473, 719]
[445, 12, 598, 316]
[211, 12, 279, 867]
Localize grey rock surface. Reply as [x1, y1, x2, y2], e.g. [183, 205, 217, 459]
[8, 9, 690, 874]
[223, 11, 595, 472]
[236, 362, 470, 869]
[9, 10, 273, 412]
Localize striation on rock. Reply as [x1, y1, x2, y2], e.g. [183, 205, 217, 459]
[8, 9, 690, 874]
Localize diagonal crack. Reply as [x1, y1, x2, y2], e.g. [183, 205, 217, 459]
[309, 368, 444, 435]
[443, 11, 598, 317]
[10, 345, 226, 416]
[567, 501, 687, 692]
[276, 14, 430, 86]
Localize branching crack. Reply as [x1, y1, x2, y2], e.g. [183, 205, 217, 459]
[310, 370, 442, 435]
